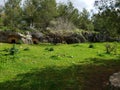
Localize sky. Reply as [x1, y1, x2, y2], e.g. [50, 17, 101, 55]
[0, 0, 4, 5]
[56, 0, 95, 12]
[0, 0, 96, 12]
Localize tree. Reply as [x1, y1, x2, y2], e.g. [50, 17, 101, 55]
[23, 0, 57, 31]
[78, 8, 94, 31]
[0, 6, 4, 26]
[57, 1, 79, 24]
[3, 0, 22, 31]
[57, 2, 94, 31]
[115, 0, 120, 8]
[37, 0, 58, 30]
[93, 0, 120, 37]
[22, 0, 37, 29]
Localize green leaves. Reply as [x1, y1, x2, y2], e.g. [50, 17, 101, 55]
[23, 0, 57, 30]
[93, 0, 120, 37]
[57, 2, 94, 31]
[3, 0, 22, 31]
[9, 44, 19, 55]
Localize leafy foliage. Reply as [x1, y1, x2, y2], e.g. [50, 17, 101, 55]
[0, 0, 119, 41]
[9, 44, 19, 55]
[89, 44, 94, 48]
[45, 47, 54, 51]
[93, 0, 120, 37]
[23, 0, 57, 30]
[57, 2, 94, 31]
[105, 43, 117, 54]
[3, 0, 22, 31]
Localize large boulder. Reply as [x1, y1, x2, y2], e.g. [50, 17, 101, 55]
[109, 72, 120, 89]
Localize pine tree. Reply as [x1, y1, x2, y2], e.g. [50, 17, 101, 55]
[3, 0, 22, 31]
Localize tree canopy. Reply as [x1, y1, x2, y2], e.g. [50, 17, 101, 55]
[93, 0, 120, 37]
[0, 0, 119, 38]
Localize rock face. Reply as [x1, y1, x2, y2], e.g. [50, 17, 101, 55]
[31, 32, 43, 44]
[25, 31, 33, 44]
[0, 31, 34, 44]
[45, 30, 109, 44]
[0, 30, 119, 44]
[64, 33, 86, 44]
[0, 31, 21, 43]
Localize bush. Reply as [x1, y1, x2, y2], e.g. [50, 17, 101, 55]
[105, 43, 117, 54]
[89, 44, 94, 48]
[3, 48, 10, 52]
[49, 47, 54, 51]
[23, 47, 30, 51]
[45, 47, 54, 51]
[9, 44, 19, 55]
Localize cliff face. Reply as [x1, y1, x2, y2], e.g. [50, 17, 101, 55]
[0, 31, 37, 44]
[0, 30, 119, 44]
[0, 31, 22, 43]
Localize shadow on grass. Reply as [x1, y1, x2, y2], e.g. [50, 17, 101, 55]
[0, 58, 120, 90]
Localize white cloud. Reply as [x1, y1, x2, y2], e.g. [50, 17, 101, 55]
[56, 0, 95, 12]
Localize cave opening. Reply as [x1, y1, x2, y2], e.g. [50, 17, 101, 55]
[11, 39, 16, 43]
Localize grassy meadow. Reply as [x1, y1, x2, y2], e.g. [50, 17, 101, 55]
[0, 42, 120, 90]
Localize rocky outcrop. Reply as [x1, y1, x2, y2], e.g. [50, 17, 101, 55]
[31, 32, 43, 44]
[0, 30, 119, 44]
[0, 31, 33, 44]
[64, 33, 86, 44]
[0, 31, 21, 43]
[45, 30, 106, 44]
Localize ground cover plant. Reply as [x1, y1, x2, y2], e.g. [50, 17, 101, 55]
[0, 42, 120, 90]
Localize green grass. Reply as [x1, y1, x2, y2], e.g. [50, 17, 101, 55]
[0, 42, 120, 90]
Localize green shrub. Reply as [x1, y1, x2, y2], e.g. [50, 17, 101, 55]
[3, 48, 10, 52]
[23, 47, 30, 51]
[9, 44, 19, 55]
[49, 47, 54, 51]
[89, 44, 94, 48]
[45, 47, 54, 51]
[105, 43, 117, 54]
